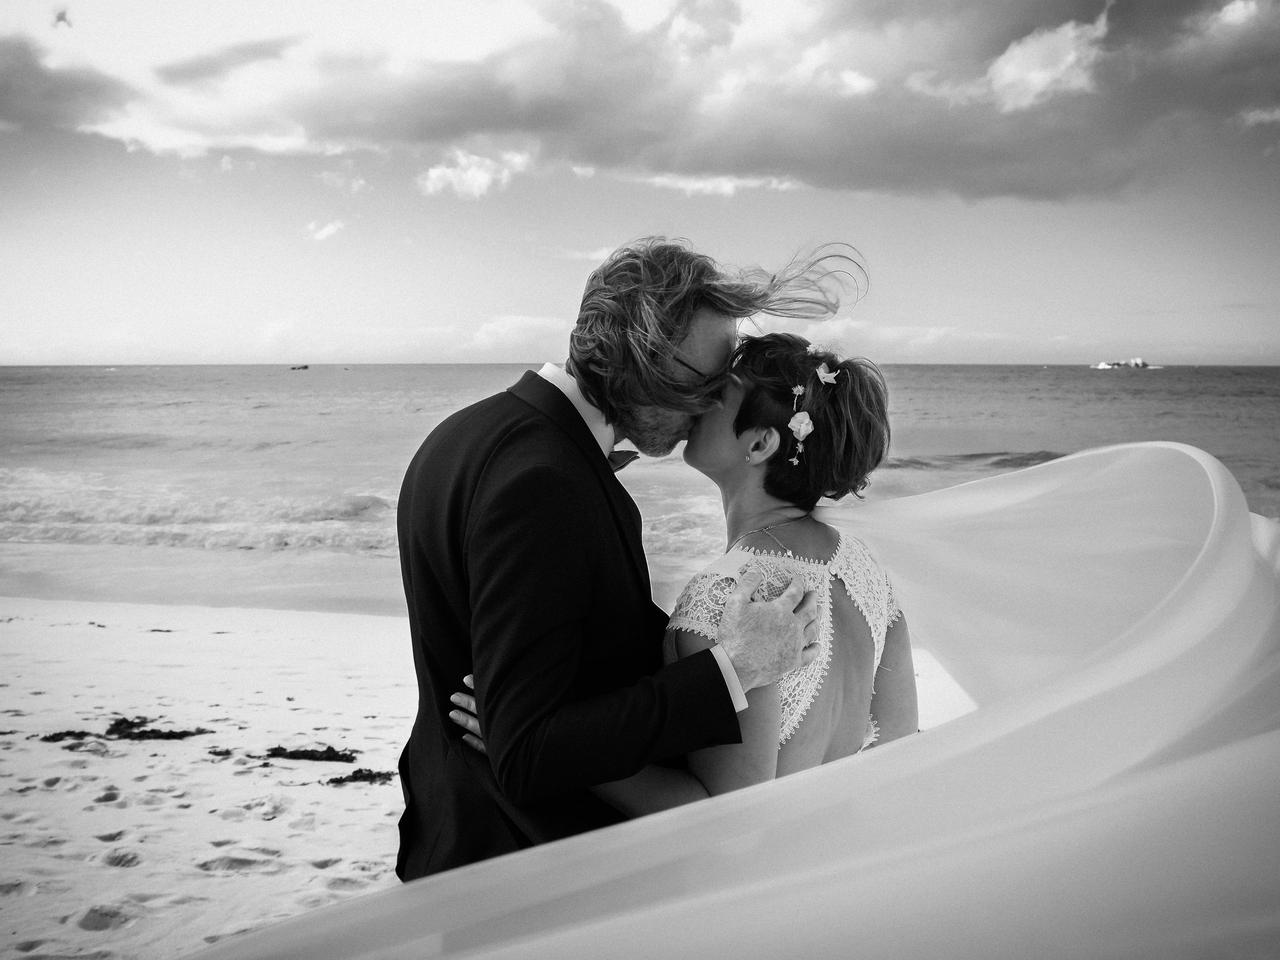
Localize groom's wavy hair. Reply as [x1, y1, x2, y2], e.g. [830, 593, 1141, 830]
[567, 237, 865, 424]
[731, 333, 890, 511]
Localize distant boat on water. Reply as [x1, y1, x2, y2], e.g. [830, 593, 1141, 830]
[1091, 357, 1163, 370]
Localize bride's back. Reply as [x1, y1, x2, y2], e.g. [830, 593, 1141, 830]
[779, 583, 879, 772]
[732, 519, 892, 774]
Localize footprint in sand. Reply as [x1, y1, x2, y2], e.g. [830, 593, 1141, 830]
[77, 904, 133, 930]
[218, 795, 292, 821]
[196, 854, 286, 874]
[325, 876, 368, 891]
[103, 848, 141, 867]
[25, 836, 67, 849]
[66, 740, 115, 757]
[298, 892, 342, 909]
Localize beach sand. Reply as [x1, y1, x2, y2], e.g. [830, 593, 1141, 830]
[1, 594, 971, 959]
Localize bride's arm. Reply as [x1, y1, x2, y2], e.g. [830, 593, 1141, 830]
[591, 625, 782, 812]
[671, 627, 781, 794]
[590, 764, 708, 817]
[867, 613, 918, 745]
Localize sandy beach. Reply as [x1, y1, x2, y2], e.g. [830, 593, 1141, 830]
[0, 589, 975, 958]
[0, 596, 415, 959]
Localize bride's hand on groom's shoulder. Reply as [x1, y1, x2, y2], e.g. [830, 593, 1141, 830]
[448, 674, 486, 754]
[717, 570, 819, 692]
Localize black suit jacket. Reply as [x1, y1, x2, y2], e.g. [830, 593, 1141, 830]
[395, 371, 741, 880]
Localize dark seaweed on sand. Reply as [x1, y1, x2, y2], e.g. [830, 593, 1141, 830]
[265, 744, 358, 763]
[106, 716, 212, 740]
[41, 715, 212, 743]
[325, 768, 395, 786]
[41, 729, 98, 742]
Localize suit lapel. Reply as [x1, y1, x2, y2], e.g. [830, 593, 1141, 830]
[507, 372, 650, 589]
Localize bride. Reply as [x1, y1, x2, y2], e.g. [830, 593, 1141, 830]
[592, 332, 918, 814]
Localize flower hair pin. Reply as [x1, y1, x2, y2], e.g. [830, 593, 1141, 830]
[787, 411, 813, 466]
[816, 362, 839, 384]
[791, 384, 805, 411]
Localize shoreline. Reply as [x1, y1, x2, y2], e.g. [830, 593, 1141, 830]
[0, 543, 406, 617]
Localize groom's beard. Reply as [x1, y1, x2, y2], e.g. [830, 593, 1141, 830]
[616, 405, 694, 458]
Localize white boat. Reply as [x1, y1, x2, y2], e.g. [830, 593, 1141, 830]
[1091, 357, 1161, 369]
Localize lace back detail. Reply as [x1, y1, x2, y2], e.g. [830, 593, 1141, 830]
[669, 533, 899, 747]
[829, 536, 900, 669]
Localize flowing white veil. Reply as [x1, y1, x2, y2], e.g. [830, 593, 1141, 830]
[191, 442, 1280, 960]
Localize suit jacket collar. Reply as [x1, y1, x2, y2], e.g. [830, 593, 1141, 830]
[509, 370, 610, 468]
[508, 371, 650, 589]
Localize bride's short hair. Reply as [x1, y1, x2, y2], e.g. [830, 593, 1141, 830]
[731, 333, 889, 511]
[567, 238, 864, 425]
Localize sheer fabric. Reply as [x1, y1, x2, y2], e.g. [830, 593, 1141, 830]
[191, 443, 1280, 960]
[666, 534, 899, 744]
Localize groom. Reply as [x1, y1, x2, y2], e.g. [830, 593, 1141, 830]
[395, 238, 818, 880]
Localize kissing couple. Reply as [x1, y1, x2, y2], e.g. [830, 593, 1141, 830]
[395, 237, 917, 881]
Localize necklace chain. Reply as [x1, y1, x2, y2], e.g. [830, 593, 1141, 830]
[727, 513, 811, 553]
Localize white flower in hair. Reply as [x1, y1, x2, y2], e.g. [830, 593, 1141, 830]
[787, 411, 814, 441]
[791, 385, 805, 397]
[806, 344, 822, 355]
[816, 362, 839, 384]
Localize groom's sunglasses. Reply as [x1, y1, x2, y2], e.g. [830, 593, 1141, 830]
[672, 355, 731, 404]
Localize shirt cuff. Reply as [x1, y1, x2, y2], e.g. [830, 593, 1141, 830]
[709, 644, 749, 713]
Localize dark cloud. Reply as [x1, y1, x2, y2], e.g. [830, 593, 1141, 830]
[277, 0, 1280, 199]
[816, 0, 1224, 54]
[296, 1, 687, 160]
[155, 37, 299, 86]
[0, 35, 134, 130]
[815, 0, 1109, 61]
[13, 0, 1276, 201]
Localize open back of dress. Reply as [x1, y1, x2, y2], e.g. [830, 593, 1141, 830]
[191, 442, 1280, 960]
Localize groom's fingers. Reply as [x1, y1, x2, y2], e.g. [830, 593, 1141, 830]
[722, 569, 764, 621]
[776, 575, 805, 607]
[447, 708, 480, 735]
[792, 585, 820, 666]
[733, 568, 765, 603]
[797, 589, 818, 632]
[461, 733, 487, 755]
[778, 579, 819, 634]
[448, 690, 482, 743]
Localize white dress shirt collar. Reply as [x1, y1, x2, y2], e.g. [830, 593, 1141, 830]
[536, 363, 617, 458]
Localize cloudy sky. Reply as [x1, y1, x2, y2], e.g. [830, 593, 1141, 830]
[2, 0, 1277, 364]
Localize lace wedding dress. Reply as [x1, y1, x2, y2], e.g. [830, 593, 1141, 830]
[666, 534, 900, 748]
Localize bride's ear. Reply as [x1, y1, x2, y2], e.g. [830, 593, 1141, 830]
[746, 427, 781, 464]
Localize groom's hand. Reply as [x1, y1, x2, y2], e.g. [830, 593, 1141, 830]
[448, 674, 486, 754]
[717, 570, 819, 692]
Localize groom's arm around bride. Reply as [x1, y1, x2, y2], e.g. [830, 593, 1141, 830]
[395, 239, 822, 881]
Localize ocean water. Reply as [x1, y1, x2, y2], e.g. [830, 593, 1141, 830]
[2, 363, 1277, 611]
